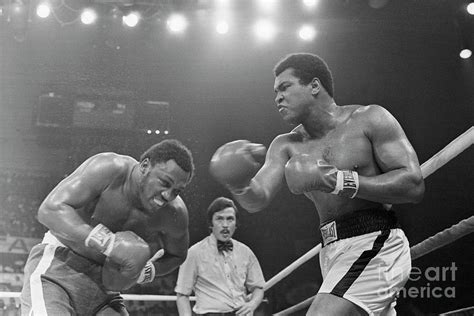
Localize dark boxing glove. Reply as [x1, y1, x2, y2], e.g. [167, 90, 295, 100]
[209, 140, 266, 193]
[85, 224, 151, 291]
[285, 156, 359, 198]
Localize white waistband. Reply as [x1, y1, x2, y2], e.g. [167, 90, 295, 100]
[42, 231, 67, 248]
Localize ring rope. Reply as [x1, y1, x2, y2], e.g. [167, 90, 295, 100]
[410, 215, 474, 260]
[0, 292, 196, 302]
[273, 296, 314, 316]
[419, 126, 473, 179]
[264, 244, 322, 291]
[122, 294, 196, 301]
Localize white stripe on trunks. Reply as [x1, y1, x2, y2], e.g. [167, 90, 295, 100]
[30, 244, 57, 316]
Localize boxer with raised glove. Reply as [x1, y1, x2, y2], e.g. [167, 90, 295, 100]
[209, 140, 266, 194]
[207, 52, 424, 315]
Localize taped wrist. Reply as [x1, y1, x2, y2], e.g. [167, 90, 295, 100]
[330, 170, 359, 199]
[85, 224, 116, 256]
[137, 261, 155, 284]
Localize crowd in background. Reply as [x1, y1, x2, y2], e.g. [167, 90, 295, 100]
[0, 170, 53, 238]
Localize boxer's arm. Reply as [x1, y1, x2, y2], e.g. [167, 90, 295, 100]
[356, 105, 424, 204]
[38, 153, 127, 259]
[153, 231, 189, 276]
[152, 199, 190, 276]
[232, 135, 290, 213]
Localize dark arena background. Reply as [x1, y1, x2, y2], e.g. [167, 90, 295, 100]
[1, 0, 473, 315]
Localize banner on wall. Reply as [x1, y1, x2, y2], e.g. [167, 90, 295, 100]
[0, 235, 41, 254]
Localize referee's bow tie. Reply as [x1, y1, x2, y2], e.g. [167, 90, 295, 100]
[217, 240, 233, 252]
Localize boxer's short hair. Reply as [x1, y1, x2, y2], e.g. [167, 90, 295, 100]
[140, 139, 195, 179]
[273, 53, 334, 98]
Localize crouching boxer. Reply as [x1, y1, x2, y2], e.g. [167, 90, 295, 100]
[20, 139, 195, 315]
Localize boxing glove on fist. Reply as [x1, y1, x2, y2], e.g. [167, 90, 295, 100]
[209, 140, 266, 192]
[85, 225, 151, 291]
[285, 156, 359, 198]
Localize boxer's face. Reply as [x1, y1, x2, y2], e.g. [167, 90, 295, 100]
[211, 207, 237, 242]
[274, 68, 314, 124]
[139, 159, 190, 212]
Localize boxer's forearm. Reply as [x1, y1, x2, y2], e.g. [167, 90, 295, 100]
[356, 169, 424, 204]
[231, 179, 270, 213]
[153, 254, 186, 276]
[38, 203, 106, 262]
[39, 203, 91, 241]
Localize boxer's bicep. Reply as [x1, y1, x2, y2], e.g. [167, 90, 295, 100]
[367, 105, 420, 174]
[39, 154, 123, 241]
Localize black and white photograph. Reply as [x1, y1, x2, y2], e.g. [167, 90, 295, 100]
[0, 0, 473, 315]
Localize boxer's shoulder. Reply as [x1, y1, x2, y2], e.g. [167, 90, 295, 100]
[349, 104, 387, 121]
[88, 152, 136, 170]
[82, 153, 135, 182]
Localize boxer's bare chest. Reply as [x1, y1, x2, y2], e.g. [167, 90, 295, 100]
[288, 118, 380, 220]
[290, 124, 372, 171]
[80, 187, 162, 241]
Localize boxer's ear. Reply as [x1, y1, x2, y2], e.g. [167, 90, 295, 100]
[139, 158, 150, 174]
[311, 78, 321, 95]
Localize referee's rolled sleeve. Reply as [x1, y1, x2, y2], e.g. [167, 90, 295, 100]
[175, 248, 197, 296]
[245, 251, 266, 292]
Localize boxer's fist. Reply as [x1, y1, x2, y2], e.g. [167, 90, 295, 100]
[285, 156, 359, 198]
[285, 156, 338, 195]
[101, 231, 151, 291]
[85, 226, 151, 291]
[210, 140, 266, 191]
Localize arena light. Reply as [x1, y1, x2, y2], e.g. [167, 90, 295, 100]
[36, 3, 51, 18]
[298, 25, 316, 41]
[80, 8, 97, 25]
[122, 12, 140, 27]
[167, 14, 188, 33]
[164, 130, 169, 135]
[7, 0, 28, 42]
[155, 130, 160, 134]
[257, 0, 278, 14]
[302, 0, 319, 9]
[467, 2, 474, 15]
[215, 0, 231, 9]
[215, 20, 229, 34]
[253, 19, 277, 41]
[368, 0, 390, 9]
[11, 1, 25, 14]
[459, 48, 472, 59]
